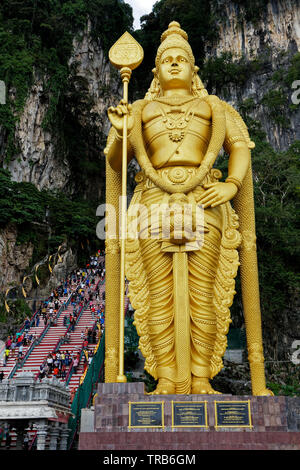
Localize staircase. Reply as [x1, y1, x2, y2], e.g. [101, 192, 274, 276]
[12, 296, 72, 378]
[1, 269, 105, 393]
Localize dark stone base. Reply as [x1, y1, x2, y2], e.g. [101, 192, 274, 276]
[78, 382, 300, 450]
[79, 430, 300, 450]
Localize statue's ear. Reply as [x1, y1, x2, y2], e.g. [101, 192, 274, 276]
[194, 65, 199, 73]
[152, 67, 157, 76]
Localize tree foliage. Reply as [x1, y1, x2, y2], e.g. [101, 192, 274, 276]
[131, 0, 219, 98]
[0, 168, 99, 254]
[0, 0, 133, 161]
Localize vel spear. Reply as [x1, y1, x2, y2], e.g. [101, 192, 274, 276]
[108, 32, 143, 383]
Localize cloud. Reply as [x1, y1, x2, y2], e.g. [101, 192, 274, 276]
[126, 0, 156, 29]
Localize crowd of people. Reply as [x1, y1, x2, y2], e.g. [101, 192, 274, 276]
[0, 251, 107, 450]
[38, 328, 97, 381]
[0, 251, 106, 384]
[2, 319, 38, 368]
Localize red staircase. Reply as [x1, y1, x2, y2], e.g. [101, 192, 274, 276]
[1, 272, 105, 394]
[0, 256, 108, 450]
[13, 296, 73, 378]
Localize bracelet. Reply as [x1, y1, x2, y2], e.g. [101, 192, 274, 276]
[115, 129, 132, 142]
[115, 131, 123, 141]
[225, 176, 242, 190]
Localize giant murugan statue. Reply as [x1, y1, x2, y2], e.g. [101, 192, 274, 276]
[104, 21, 273, 396]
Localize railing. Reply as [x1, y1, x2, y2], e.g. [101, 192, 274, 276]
[64, 357, 77, 386]
[68, 331, 105, 449]
[33, 275, 101, 382]
[8, 290, 74, 379]
[28, 431, 37, 451]
[0, 293, 52, 365]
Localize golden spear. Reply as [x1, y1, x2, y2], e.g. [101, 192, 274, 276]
[108, 32, 143, 383]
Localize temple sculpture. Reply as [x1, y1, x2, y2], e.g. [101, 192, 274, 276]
[104, 21, 273, 396]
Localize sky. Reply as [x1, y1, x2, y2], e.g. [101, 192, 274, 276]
[126, 0, 156, 29]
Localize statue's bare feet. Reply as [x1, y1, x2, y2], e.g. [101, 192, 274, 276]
[191, 377, 221, 395]
[254, 388, 274, 396]
[150, 378, 176, 395]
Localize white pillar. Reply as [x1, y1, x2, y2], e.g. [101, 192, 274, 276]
[36, 420, 48, 451]
[59, 424, 70, 450]
[49, 422, 60, 450]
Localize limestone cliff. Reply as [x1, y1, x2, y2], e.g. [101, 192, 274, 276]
[0, 224, 34, 292]
[2, 2, 299, 190]
[205, 0, 300, 150]
[2, 19, 121, 197]
[0, 18, 121, 299]
[3, 74, 71, 192]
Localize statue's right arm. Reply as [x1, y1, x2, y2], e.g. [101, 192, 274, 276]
[104, 99, 134, 172]
[104, 126, 134, 172]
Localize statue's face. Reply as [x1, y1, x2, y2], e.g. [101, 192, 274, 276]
[158, 47, 193, 93]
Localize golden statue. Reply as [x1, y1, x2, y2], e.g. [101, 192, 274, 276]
[104, 22, 273, 396]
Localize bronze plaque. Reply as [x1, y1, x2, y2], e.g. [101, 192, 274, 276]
[215, 400, 252, 428]
[128, 401, 164, 428]
[172, 401, 208, 428]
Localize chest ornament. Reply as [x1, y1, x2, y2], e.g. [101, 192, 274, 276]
[159, 103, 195, 143]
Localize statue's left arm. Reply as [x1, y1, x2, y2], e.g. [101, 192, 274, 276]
[197, 110, 250, 208]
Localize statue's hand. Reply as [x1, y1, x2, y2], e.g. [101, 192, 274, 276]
[197, 182, 238, 208]
[107, 99, 134, 136]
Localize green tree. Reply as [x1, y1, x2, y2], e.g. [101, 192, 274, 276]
[131, 0, 219, 97]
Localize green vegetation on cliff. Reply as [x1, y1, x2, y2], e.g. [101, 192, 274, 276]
[0, 167, 99, 263]
[0, 0, 133, 165]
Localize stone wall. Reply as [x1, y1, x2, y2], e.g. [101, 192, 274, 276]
[78, 382, 300, 450]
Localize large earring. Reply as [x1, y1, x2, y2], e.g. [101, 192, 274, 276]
[145, 75, 162, 100]
[191, 71, 208, 98]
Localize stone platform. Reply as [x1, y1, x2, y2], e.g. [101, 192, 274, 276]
[78, 382, 300, 450]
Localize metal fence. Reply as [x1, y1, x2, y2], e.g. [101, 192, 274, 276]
[67, 331, 105, 449]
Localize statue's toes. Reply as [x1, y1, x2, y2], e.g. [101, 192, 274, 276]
[256, 388, 274, 396]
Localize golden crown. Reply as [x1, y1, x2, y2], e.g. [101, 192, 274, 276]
[155, 21, 195, 68]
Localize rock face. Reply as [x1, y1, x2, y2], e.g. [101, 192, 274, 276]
[0, 3, 299, 356]
[0, 224, 34, 292]
[2, 19, 121, 196]
[206, 0, 300, 151]
[210, 0, 300, 59]
[3, 75, 71, 192]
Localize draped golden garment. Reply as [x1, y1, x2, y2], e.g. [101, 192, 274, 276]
[125, 168, 241, 394]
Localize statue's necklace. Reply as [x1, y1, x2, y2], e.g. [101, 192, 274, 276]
[154, 95, 196, 106]
[155, 97, 196, 143]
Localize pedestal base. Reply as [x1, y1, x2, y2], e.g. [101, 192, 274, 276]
[78, 382, 300, 450]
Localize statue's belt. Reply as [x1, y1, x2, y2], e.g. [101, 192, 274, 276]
[128, 166, 224, 252]
[135, 165, 222, 193]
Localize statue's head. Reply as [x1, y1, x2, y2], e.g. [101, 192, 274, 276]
[155, 21, 195, 70]
[145, 21, 207, 100]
